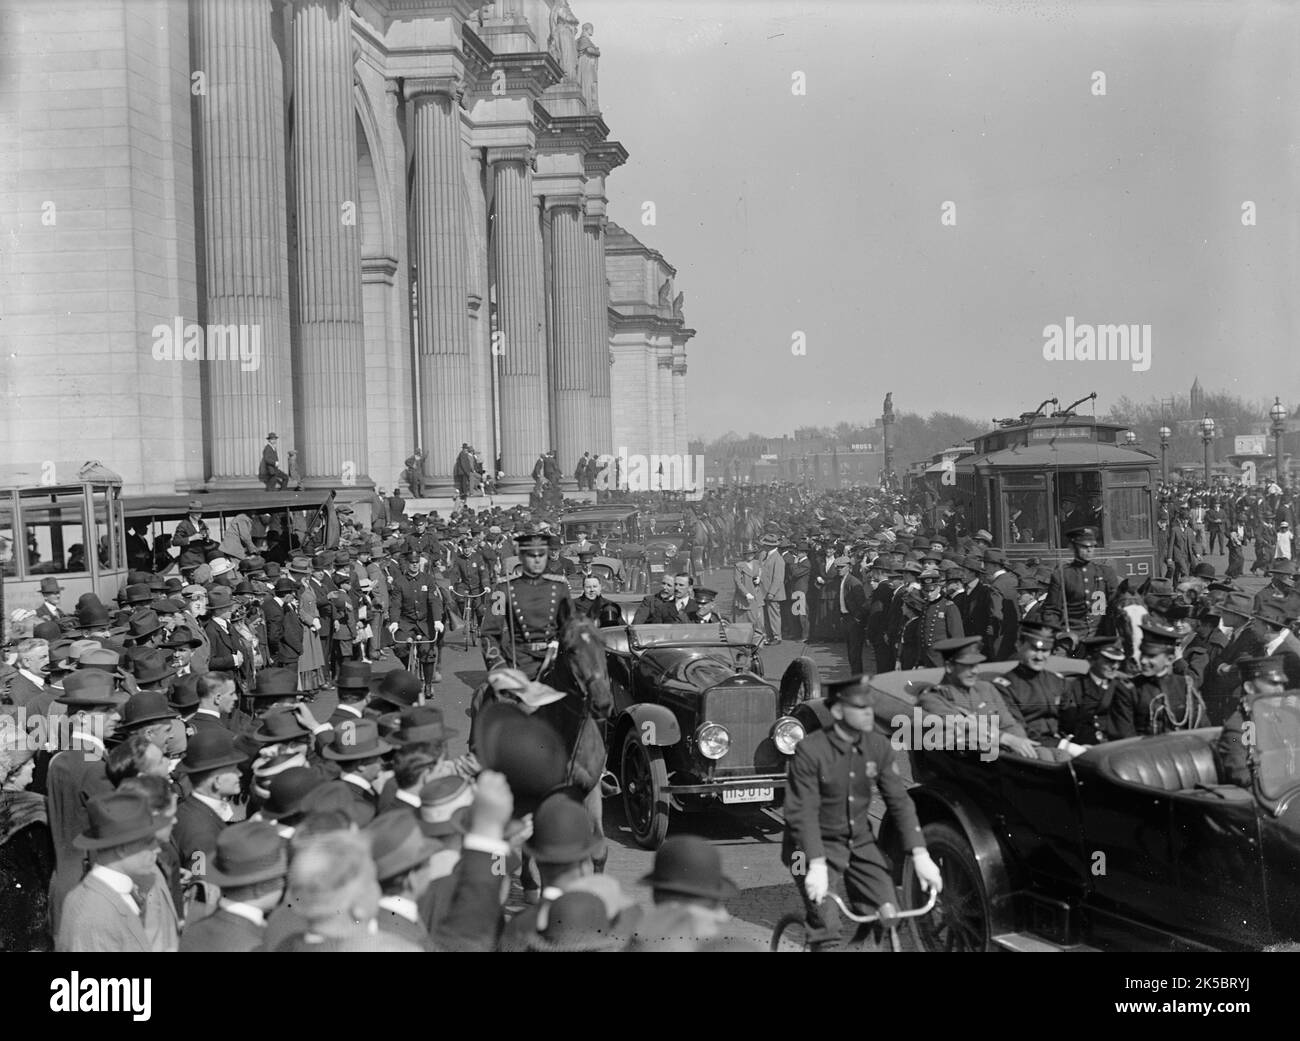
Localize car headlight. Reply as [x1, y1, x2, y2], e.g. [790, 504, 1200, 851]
[773, 716, 805, 755]
[664, 544, 677, 558]
[695, 722, 731, 760]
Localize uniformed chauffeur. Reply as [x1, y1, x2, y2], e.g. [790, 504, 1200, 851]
[1214, 655, 1289, 788]
[1058, 635, 1132, 744]
[1108, 618, 1207, 737]
[783, 674, 943, 952]
[991, 619, 1073, 745]
[1042, 526, 1119, 640]
[480, 530, 573, 681]
[918, 637, 1056, 760]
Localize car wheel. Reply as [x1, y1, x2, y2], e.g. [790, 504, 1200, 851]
[621, 728, 670, 850]
[902, 821, 991, 953]
[778, 656, 820, 715]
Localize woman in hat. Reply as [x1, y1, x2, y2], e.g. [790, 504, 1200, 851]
[0, 735, 54, 950]
[290, 559, 329, 692]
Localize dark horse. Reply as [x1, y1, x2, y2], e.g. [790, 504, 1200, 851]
[473, 616, 613, 873]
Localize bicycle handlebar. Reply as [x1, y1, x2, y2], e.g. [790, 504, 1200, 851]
[824, 887, 938, 924]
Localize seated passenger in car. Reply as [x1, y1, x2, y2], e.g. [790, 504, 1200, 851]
[1058, 636, 1132, 745]
[1215, 655, 1288, 787]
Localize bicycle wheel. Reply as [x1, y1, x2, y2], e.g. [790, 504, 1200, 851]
[769, 913, 811, 952]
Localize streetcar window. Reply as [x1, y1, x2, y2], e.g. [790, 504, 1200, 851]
[92, 488, 118, 569]
[0, 498, 15, 578]
[20, 489, 88, 575]
[1006, 488, 1049, 545]
[1107, 486, 1151, 542]
[1056, 472, 1104, 543]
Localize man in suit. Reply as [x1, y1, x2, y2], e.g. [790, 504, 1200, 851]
[56, 790, 179, 952]
[173, 729, 246, 873]
[1180, 604, 1229, 688]
[785, 541, 813, 641]
[834, 557, 868, 674]
[731, 547, 763, 628]
[405, 448, 429, 498]
[34, 577, 64, 622]
[203, 586, 248, 693]
[757, 534, 786, 645]
[1169, 512, 1198, 583]
[178, 821, 288, 952]
[317, 719, 393, 826]
[572, 576, 624, 627]
[669, 573, 701, 622]
[1201, 593, 1265, 720]
[1250, 601, 1300, 689]
[263, 576, 303, 669]
[45, 672, 122, 933]
[368, 810, 440, 950]
[634, 574, 679, 624]
[981, 548, 1021, 660]
[259, 432, 288, 491]
[4, 637, 52, 713]
[190, 671, 246, 735]
[454, 443, 476, 501]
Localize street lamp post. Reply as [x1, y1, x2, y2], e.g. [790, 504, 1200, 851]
[1270, 397, 1287, 490]
[1159, 425, 1171, 483]
[1200, 415, 1216, 490]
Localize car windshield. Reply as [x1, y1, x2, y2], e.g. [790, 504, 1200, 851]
[562, 519, 630, 541]
[1250, 693, 1300, 801]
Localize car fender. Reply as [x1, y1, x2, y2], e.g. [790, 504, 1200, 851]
[615, 703, 682, 748]
[879, 780, 1018, 936]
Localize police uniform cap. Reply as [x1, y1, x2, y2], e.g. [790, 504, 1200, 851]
[1138, 617, 1180, 649]
[1018, 619, 1061, 648]
[1239, 656, 1287, 685]
[1067, 526, 1100, 546]
[933, 636, 985, 665]
[823, 674, 876, 708]
[1082, 635, 1125, 661]
[694, 587, 718, 602]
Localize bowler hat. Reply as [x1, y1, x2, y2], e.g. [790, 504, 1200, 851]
[176, 728, 248, 776]
[205, 821, 288, 887]
[640, 835, 739, 902]
[39, 577, 63, 595]
[523, 891, 622, 953]
[119, 690, 179, 730]
[73, 791, 161, 851]
[251, 706, 311, 745]
[1191, 562, 1216, 581]
[368, 669, 422, 711]
[258, 767, 326, 822]
[524, 792, 605, 864]
[367, 810, 440, 881]
[320, 717, 394, 761]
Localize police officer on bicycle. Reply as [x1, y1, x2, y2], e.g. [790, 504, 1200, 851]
[783, 673, 943, 951]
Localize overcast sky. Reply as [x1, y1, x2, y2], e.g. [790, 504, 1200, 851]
[582, 0, 1300, 440]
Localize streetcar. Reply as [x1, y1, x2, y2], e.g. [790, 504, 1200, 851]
[917, 394, 1159, 582]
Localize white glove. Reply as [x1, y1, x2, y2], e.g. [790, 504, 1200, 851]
[232, 651, 244, 667]
[388, 622, 399, 636]
[804, 858, 829, 903]
[311, 619, 321, 633]
[911, 849, 944, 894]
[434, 620, 444, 634]
[1061, 741, 1089, 759]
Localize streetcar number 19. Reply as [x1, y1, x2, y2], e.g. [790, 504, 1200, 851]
[1123, 562, 1150, 576]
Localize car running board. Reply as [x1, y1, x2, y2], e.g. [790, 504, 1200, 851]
[992, 932, 1101, 953]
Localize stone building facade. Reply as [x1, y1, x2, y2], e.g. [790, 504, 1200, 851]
[1, 0, 694, 496]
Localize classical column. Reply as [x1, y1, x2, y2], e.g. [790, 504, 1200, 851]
[290, 0, 368, 483]
[409, 78, 470, 490]
[672, 353, 688, 458]
[547, 196, 591, 481]
[489, 147, 548, 486]
[194, 0, 293, 485]
[657, 352, 674, 476]
[582, 214, 612, 456]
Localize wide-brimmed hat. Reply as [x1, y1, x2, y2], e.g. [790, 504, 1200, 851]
[335, 660, 372, 693]
[158, 629, 201, 651]
[73, 791, 161, 851]
[523, 891, 623, 953]
[175, 728, 248, 775]
[417, 776, 474, 838]
[205, 821, 289, 887]
[369, 669, 422, 711]
[1218, 592, 1254, 619]
[319, 717, 394, 761]
[169, 673, 201, 713]
[258, 767, 326, 822]
[56, 669, 124, 709]
[117, 692, 179, 734]
[38, 577, 63, 594]
[207, 586, 234, 611]
[74, 599, 126, 633]
[251, 706, 311, 745]
[473, 702, 567, 813]
[386, 705, 458, 746]
[640, 835, 739, 902]
[1253, 601, 1292, 629]
[367, 810, 440, 881]
[287, 556, 312, 575]
[1268, 559, 1295, 577]
[524, 792, 605, 864]
[248, 667, 299, 699]
[208, 557, 235, 579]
[131, 649, 177, 688]
[123, 583, 153, 606]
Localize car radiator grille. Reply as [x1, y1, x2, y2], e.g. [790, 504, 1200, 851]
[703, 685, 778, 777]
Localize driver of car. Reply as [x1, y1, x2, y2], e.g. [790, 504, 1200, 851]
[1214, 655, 1288, 787]
[783, 674, 943, 952]
[917, 637, 1046, 760]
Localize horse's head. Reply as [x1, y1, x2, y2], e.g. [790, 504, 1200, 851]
[559, 616, 612, 716]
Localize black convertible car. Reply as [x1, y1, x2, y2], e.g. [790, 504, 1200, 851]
[794, 664, 1300, 952]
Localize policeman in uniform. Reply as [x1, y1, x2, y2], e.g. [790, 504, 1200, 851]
[783, 674, 943, 952]
[1108, 618, 1207, 737]
[451, 534, 490, 630]
[1058, 635, 1132, 744]
[1043, 526, 1118, 640]
[1214, 655, 1288, 787]
[387, 553, 447, 695]
[480, 530, 573, 681]
[991, 619, 1072, 744]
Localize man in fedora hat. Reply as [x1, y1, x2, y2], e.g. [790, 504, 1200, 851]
[368, 809, 442, 949]
[174, 500, 212, 552]
[262, 575, 304, 671]
[260, 432, 288, 491]
[173, 728, 249, 869]
[34, 577, 64, 622]
[731, 545, 763, 628]
[45, 671, 126, 932]
[178, 820, 288, 952]
[203, 586, 251, 694]
[783, 675, 943, 953]
[1109, 619, 1207, 737]
[1202, 592, 1265, 712]
[757, 533, 786, 644]
[1043, 527, 1118, 640]
[1215, 656, 1290, 788]
[317, 717, 393, 826]
[1249, 600, 1300, 688]
[1253, 558, 1294, 615]
[55, 790, 179, 952]
[628, 835, 743, 951]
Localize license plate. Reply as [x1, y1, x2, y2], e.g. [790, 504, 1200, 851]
[651, 564, 664, 572]
[722, 786, 773, 805]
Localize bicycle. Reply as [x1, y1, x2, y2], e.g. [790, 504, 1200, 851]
[455, 588, 486, 651]
[769, 887, 938, 952]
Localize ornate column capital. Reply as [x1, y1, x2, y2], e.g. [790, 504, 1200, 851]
[404, 74, 464, 105]
[657, 356, 675, 371]
[544, 193, 584, 213]
[486, 144, 536, 169]
[673, 360, 688, 376]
